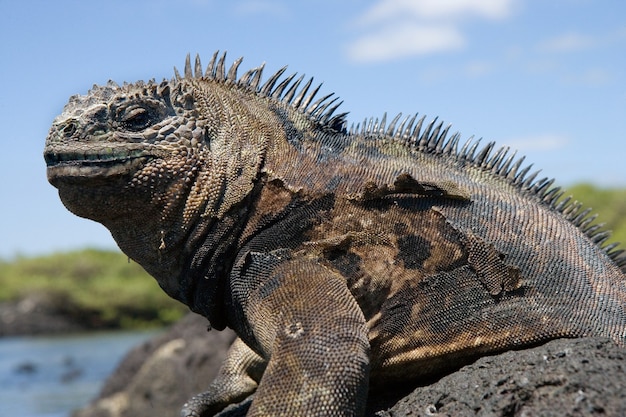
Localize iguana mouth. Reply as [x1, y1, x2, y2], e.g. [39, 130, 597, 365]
[45, 150, 152, 184]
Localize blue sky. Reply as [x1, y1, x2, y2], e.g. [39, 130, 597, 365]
[1, 0, 624, 258]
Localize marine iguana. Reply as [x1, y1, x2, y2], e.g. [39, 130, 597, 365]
[44, 52, 626, 417]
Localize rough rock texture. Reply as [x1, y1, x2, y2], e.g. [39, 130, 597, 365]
[380, 337, 626, 417]
[73, 315, 625, 417]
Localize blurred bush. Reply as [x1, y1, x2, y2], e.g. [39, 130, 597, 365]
[0, 248, 187, 329]
[565, 184, 626, 247]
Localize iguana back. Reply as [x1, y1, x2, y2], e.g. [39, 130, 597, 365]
[44, 52, 626, 416]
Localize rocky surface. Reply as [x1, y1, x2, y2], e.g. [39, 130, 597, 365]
[379, 337, 626, 417]
[72, 313, 235, 417]
[72, 313, 626, 417]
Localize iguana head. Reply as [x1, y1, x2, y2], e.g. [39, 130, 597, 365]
[44, 54, 280, 303]
[44, 52, 348, 311]
[47, 81, 178, 188]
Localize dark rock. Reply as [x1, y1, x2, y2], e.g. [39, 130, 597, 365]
[72, 315, 626, 417]
[379, 337, 626, 417]
[72, 313, 236, 417]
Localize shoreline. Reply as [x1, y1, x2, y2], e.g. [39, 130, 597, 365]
[0, 293, 89, 337]
[0, 292, 166, 338]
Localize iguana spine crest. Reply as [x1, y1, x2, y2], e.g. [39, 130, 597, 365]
[176, 51, 626, 271]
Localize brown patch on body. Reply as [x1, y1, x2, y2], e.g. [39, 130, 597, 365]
[350, 174, 471, 202]
[296, 195, 533, 383]
[463, 229, 522, 295]
[300, 197, 468, 322]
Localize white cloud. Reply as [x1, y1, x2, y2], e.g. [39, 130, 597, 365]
[504, 134, 569, 152]
[347, 23, 465, 62]
[347, 0, 517, 62]
[357, 0, 515, 24]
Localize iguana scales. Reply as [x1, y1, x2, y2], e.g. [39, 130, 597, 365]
[44, 52, 626, 417]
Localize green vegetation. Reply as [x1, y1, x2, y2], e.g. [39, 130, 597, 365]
[0, 185, 624, 331]
[565, 184, 626, 247]
[0, 248, 187, 329]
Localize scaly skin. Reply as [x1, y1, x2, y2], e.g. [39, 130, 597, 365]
[45, 52, 626, 416]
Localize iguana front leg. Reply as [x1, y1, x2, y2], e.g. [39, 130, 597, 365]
[244, 258, 371, 416]
[181, 337, 266, 417]
[182, 255, 370, 416]
[188, 256, 367, 417]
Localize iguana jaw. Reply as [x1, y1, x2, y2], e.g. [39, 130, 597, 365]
[45, 148, 153, 185]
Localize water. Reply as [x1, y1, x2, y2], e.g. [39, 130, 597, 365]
[0, 330, 161, 417]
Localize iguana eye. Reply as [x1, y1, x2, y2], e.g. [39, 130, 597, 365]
[117, 102, 166, 131]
